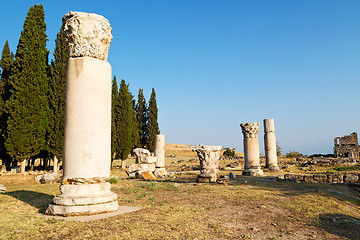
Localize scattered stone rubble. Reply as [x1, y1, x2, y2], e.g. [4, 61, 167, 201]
[128, 135, 167, 180]
[283, 173, 360, 183]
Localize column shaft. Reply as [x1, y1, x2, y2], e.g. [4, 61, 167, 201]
[154, 135, 165, 168]
[62, 57, 111, 182]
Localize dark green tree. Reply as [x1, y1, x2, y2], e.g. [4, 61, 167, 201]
[130, 92, 139, 149]
[47, 27, 68, 171]
[146, 88, 160, 152]
[5, 5, 50, 168]
[117, 79, 138, 167]
[111, 76, 120, 163]
[0, 40, 14, 169]
[135, 89, 147, 148]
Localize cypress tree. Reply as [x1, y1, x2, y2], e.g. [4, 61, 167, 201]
[118, 79, 137, 167]
[111, 76, 120, 163]
[135, 89, 147, 148]
[5, 5, 50, 167]
[146, 88, 160, 152]
[48, 27, 68, 172]
[0, 40, 14, 169]
[130, 92, 139, 150]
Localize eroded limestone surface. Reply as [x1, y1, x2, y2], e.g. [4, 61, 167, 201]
[62, 11, 113, 61]
[263, 119, 279, 171]
[46, 11, 118, 216]
[240, 122, 263, 176]
[191, 145, 222, 183]
[132, 148, 152, 163]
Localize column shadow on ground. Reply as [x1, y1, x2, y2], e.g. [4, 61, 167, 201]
[318, 213, 360, 240]
[4, 190, 54, 213]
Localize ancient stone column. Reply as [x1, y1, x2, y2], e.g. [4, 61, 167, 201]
[46, 12, 118, 216]
[154, 135, 166, 177]
[191, 145, 222, 183]
[240, 122, 263, 176]
[263, 119, 280, 171]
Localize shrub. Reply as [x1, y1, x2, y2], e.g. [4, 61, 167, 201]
[223, 148, 235, 157]
[333, 165, 360, 171]
[276, 142, 282, 156]
[286, 151, 302, 159]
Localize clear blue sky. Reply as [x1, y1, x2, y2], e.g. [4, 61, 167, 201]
[1, 0, 359, 155]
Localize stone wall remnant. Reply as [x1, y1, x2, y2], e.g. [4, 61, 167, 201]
[46, 12, 118, 216]
[263, 119, 280, 171]
[333, 132, 360, 160]
[240, 122, 263, 176]
[191, 145, 222, 183]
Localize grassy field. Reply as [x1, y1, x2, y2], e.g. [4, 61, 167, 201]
[1, 145, 360, 239]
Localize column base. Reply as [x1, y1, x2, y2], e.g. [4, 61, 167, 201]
[242, 167, 263, 176]
[45, 182, 119, 216]
[197, 171, 220, 183]
[263, 165, 280, 172]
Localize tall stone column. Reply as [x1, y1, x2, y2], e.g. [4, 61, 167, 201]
[263, 119, 280, 171]
[191, 145, 222, 183]
[154, 134, 167, 177]
[240, 122, 263, 176]
[46, 12, 118, 216]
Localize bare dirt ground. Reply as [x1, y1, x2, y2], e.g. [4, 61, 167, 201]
[0, 144, 359, 239]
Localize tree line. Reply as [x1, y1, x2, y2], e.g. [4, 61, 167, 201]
[0, 4, 159, 172]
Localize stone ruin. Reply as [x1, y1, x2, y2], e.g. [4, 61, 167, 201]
[263, 119, 280, 171]
[240, 122, 263, 176]
[190, 145, 222, 183]
[128, 135, 167, 179]
[239, 119, 280, 176]
[334, 132, 360, 160]
[46, 12, 118, 216]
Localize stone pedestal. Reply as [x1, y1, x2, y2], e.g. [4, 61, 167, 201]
[240, 122, 263, 176]
[191, 145, 222, 183]
[154, 135, 166, 177]
[263, 119, 280, 171]
[46, 12, 118, 216]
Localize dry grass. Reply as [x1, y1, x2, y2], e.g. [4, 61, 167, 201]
[1, 171, 360, 240]
[1, 148, 360, 239]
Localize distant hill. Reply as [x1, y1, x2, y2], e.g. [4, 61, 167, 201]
[165, 143, 243, 158]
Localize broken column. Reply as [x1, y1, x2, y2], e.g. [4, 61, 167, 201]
[240, 122, 263, 176]
[263, 119, 280, 171]
[154, 134, 166, 177]
[191, 145, 222, 183]
[46, 12, 118, 216]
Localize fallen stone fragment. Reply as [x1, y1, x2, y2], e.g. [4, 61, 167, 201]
[136, 171, 157, 180]
[217, 176, 230, 185]
[229, 172, 236, 179]
[35, 173, 60, 184]
[0, 165, 6, 174]
[154, 168, 167, 178]
[344, 174, 359, 183]
[0, 184, 6, 193]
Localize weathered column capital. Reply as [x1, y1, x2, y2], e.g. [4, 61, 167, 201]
[240, 122, 260, 138]
[62, 11, 113, 61]
[191, 145, 222, 183]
